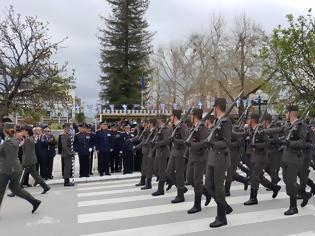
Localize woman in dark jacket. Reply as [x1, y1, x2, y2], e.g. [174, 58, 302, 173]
[21, 126, 50, 194]
[0, 122, 41, 213]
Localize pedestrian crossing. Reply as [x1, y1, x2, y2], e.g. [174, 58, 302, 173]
[74, 177, 315, 236]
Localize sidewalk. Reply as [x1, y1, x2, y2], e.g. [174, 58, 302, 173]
[43, 154, 141, 185]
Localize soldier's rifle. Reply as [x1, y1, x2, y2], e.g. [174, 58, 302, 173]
[170, 108, 192, 139]
[185, 108, 214, 143]
[206, 91, 244, 143]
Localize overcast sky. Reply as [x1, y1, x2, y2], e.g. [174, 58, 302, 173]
[1, 0, 315, 116]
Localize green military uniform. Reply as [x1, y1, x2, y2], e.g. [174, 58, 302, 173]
[0, 123, 41, 213]
[21, 135, 50, 194]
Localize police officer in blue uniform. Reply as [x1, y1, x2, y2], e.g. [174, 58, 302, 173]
[74, 123, 94, 177]
[121, 125, 135, 174]
[95, 121, 113, 176]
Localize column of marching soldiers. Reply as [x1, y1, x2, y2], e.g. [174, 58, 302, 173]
[1, 95, 315, 228]
[131, 96, 315, 228]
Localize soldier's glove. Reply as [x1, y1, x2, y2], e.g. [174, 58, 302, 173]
[89, 148, 93, 152]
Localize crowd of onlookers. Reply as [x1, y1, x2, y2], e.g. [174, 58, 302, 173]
[0, 118, 143, 187]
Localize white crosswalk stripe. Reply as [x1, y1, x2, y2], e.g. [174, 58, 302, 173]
[74, 177, 315, 236]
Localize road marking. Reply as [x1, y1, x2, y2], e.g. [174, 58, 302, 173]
[78, 184, 257, 207]
[77, 178, 143, 187]
[287, 231, 315, 236]
[80, 207, 315, 236]
[77, 182, 157, 191]
[26, 216, 60, 227]
[78, 191, 289, 223]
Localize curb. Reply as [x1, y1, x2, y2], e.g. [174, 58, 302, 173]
[45, 172, 142, 186]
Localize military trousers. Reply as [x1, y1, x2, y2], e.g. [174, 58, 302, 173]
[0, 172, 36, 208]
[250, 162, 274, 191]
[22, 165, 49, 190]
[282, 162, 301, 198]
[166, 154, 186, 191]
[62, 155, 73, 179]
[205, 165, 227, 205]
[154, 153, 168, 182]
[78, 154, 90, 177]
[186, 158, 206, 194]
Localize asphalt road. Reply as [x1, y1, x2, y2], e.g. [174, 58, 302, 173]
[1, 176, 315, 236]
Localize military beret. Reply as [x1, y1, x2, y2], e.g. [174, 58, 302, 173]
[22, 125, 33, 132]
[286, 105, 299, 112]
[149, 118, 158, 126]
[191, 108, 203, 118]
[100, 121, 107, 125]
[4, 122, 15, 129]
[172, 109, 182, 119]
[16, 126, 22, 132]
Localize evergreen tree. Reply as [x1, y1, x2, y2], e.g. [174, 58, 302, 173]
[99, 0, 153, 106]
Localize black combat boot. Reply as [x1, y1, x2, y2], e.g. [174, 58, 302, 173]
[306, 178, 315, 195]
[272, 185, 281, 199]
[41, 186, 51, 194]
[210, 203, 227, 228]
[152, 181, 165, 196]
[203, 188, 211, 206]
[64, 178, 75, 187]
[31, 199, 41, 214]
[301, 191, 312, 207]
[171, 189, 185, 204]
[225, 181, 231, 196]
[226, 202, 233, 215]
[187, 193, 202, 214]
[244, 189, 258, 205]
[135, 175, 146, 187]
[141, 178, 152, 190]
[235, 175, 249, 191]
[284, 197, 298, 216]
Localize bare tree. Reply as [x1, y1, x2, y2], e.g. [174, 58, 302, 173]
[0, 6, 75, 118]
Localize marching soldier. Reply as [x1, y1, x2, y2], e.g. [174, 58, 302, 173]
[20, 126, 50, 194]
[280, 105, 308, 215]
[204, 98, 233, 228]
[133, 120, 150, 187]
[244, 112, 281, 206]
[86, 124, 96, 175]
[166, 109, 189, 203]
[152, 115, 171, 196]
[141, 119, 158, 190]
[185, 108, 211, 214]
[61, 124, 75, 186]
[0, 122, 41, 213]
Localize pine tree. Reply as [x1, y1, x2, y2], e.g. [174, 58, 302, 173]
[99, 0, 153, 107]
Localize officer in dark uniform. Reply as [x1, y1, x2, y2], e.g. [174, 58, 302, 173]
[121, 125, 135, 174]
[74, 123, 93, 177]
[0, 123, 41, 213]
[61, 123, 75, 186]
[185, 108, 211, 214]
[166, 109, 189, 203]
[152, 115, 171, 196]
[111, 125, 123, 173]
[95, 121, 112, 176]
[244, 112, 281, 206]
[45, 127, 56, 180]
[86, 124, 96, 175]
[204, 98, 232, 228]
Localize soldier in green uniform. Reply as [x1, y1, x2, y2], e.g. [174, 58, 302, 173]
[185, 108, 211, 214]
[20, 126, 50, 194]
[205, 98, 233, 228]
[152, 115, 171, 196]
[166, 110, 189, 203]
[0, 123, 41, 213]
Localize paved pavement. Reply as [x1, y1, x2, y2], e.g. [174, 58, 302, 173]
[1, 175, 315, 236]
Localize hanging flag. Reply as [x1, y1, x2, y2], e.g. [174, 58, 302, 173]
[122, 104, 128, 112]
[140, 76, 145, 90]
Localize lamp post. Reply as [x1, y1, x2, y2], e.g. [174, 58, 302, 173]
[253, 90, 269, 117]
